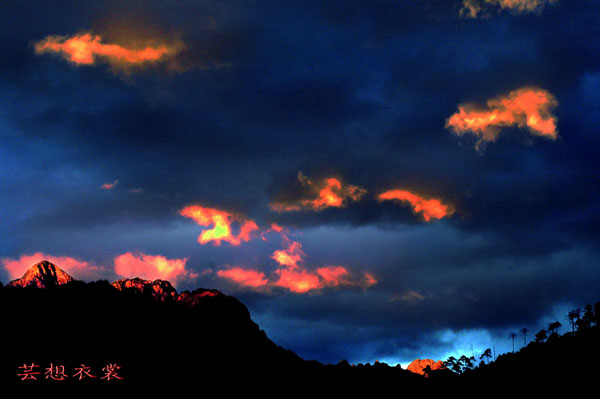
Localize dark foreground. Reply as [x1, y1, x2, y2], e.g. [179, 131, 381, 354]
[1, 281, 598, 394]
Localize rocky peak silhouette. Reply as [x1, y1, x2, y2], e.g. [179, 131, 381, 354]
[407, 359, 445, 375]
[7, 260, 74, 288]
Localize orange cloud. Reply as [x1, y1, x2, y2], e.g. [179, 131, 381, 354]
[461, 0, 557, 18]
[272, 265, 376, 293]
[446, 87, 558, 149]
[378, 189, 453, 221]
[271, 172, 367, 212]
[101, 179, 119, 190]
[273, 267, 322, 293]
[1, 253, 106, 282]
[272, 240, 305, 268]
[216, 267, 268, 288]
[218, 230, 377, 293]
[114, 252, 196, 287]
[34, 32, 181, 69]
[316, 266, 349, 285]
[261, 223, 286, 241]
[179, 205, 259, 246]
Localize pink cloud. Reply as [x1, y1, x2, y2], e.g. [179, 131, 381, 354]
[101, 179, 119, 190]
[216, 267, 268, 288]
[114, 252, 197, 287]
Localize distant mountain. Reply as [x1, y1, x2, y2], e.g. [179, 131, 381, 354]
[407, 359, 445, 375]
[111, 277, 179, 300]
[7, 260, 74, 288]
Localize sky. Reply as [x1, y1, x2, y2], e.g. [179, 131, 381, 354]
[1, 0, 599, 366]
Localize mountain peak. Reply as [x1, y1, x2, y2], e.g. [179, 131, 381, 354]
[406, 359, 445, 375]
[7, 260, 74, 288]
[111, 277, 178, 301]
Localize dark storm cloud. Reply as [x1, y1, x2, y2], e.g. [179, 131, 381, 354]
[2, 0, 600, 367]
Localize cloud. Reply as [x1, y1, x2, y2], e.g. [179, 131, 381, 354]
[389, 290, 427, 303]
[1, 252, 107, 282]
[101, 179, 119, 190]
[270, 172, 367, 212]
[179, 205, 259, 246]
[216, 267, 269, 288]
[445, 87, 558, 149]
[261, 223, 286, 241]
[461, 0, 558, 18]
[378, 189, 453, 221]
[217, 231, 377, 294]
[34, 32, 182, 71]
[272, 239, 304, 268]
[113, 251, 196, 286]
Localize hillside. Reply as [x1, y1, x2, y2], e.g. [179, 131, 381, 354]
[0, 261, 421, 392]
[3, 261, 597, 393]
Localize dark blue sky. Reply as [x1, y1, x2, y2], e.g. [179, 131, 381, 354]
[1, 0, 599, 365]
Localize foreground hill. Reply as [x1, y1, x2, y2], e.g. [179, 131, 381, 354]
[1, 261, 422, 392]
[4, 261, 597, 393]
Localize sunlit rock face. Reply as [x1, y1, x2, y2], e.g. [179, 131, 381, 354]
[407, 359, 445, 375]
[7, 260, 74, 288]
[177, 288, 223, 306]
[111, 277, 178, 301]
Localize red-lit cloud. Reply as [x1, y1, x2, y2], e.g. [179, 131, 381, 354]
[461, 0, 557, 18]
[378, 189, 453, 221]
[261, 223, 286, 241]
[446, 87, 558, 149]
[273, 267, 322, 293]
[271, 172, 367, 212]
[179, 205, 259, 246]
[271, 262, 376, 294]
[1, 253, 106, 282]
[34, 32, 181, 69]
[216, 267, 268, 288]
[101, 179, 119, 190]
[272, 240, 304, 268]
[114, 252, 196, 286]
[217, 231, 377, 294]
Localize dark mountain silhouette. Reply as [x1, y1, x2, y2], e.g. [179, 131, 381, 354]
[0, 261, 422, 393]
[3, 261, 598, 394]
[427, 308, 600, 394]
[455, 324, 600, 393]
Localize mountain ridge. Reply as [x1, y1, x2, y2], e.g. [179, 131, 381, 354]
[1, 260, 423, 391]
[7, 260, 74, 288]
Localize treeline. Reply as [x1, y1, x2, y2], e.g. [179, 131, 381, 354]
[429, 301, 600, 391]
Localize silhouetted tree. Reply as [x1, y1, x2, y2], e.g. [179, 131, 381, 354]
[535, 329, 547, 343]
[480, 348, 492, 365]
[580, 305, 594, 330]
[510, 332, 517, 353]
[520, 328, 529, 347]
[458, 355, 475, 372]
[451, 361, 462, 374]
[548, 321, 561, 335]
[444, 356, 458, 374]
[422, 365, 432, 377]
[568, 309, 581, 334]
[576, 318, 587, 332]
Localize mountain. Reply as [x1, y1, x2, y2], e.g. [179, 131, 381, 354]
[111, 277, 178, 301]
[0, 261, 315, 390]
[0, 261, 426, 392]
[407, 359, 445, 375]
[7, 260, 74, 288]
